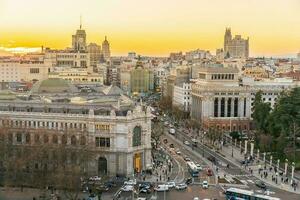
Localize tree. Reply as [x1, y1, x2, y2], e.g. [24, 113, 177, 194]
[151, 121, 164, 148]
[252, 90, 271, 134]
[269, 87, 300, 162]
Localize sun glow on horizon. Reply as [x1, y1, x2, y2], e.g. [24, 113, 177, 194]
[0, 0, 300, 57]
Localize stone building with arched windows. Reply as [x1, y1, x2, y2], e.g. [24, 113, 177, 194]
[0, 78, 152, 177]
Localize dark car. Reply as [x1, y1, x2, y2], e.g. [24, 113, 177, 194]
[169, 143, 174, 148]
[139, 187, 151, 194]
[105, 181, 116, 188]
[163, 139, 168, 144]
[185, 178, 193, 185]
[240, 159, 250, 165]
[207, 156, 216, 163]
[255, 180, 267, 189]
[139, 182, 152, 189]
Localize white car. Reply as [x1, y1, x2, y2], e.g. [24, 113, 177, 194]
[124, 179, 137, 185]
[176, 150, 181, 155]
[154, 184, 169, 191]
[184, 141, 190, 146]
[121, 185, 134, 192]
[166, 181, 176, 188]
[89, 176, 101, 181]
[175, 183, 187, 190]
[196, 164, 202, 171]
[202, 180, 208, 189]
[169, 128, 175, 135]
[193, 198, 199, 200]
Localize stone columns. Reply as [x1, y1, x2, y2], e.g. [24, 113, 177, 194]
[270, 155, 273, 166]
[218, 98, 221, 117]
[224, 98, 228, 117]
[235, 139, 237, 147]
[239, 140, 242, 149]
[231, 98, 234, 117]
[244, 140, 248, 155]
[257, 149, 260, 160]
[284, 159, 288, 176]
[250, 142, 254, 157]
[277, 159, 280, 170]
[263, 152, 266, 163]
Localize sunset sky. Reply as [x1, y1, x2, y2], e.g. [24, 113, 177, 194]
[0, 0, 300, 57]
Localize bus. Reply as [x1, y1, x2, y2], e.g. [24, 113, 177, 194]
[186, 161, 199, 177]
[225, 188, 281, 200]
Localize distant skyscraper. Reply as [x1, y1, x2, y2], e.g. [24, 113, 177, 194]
[224, 28, 249, 58]
[102, 36, 111, 61]
[87, 43, 102, 69]
[72, 19, 87, 52]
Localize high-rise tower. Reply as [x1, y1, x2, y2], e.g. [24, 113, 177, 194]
[224, 28, 249, 58]
[102, 36, 111, 61]
[72, 17, 87, 52]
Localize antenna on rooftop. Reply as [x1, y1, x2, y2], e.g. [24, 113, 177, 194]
[80, 15, 82, 30]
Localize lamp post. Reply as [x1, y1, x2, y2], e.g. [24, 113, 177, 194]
[270, 155, 273, 167]
[277, 159, 280, 171]
[284, 159, 288, 176]
[291, 162, 295, 184]
[263, 152, 266, 167]
[231, 136, 234, 157]
[244, 140, 248, 155]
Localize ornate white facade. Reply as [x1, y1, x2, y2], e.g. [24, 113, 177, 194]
[0, 79, 152, 177]
[191, 67, 298, 131]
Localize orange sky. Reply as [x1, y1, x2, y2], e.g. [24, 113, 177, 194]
[0, 0, 300, 57]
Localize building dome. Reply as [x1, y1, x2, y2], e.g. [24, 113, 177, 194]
[30, 78, 79, 94]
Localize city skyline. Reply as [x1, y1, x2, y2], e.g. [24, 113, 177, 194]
[0, 0, 300, 57]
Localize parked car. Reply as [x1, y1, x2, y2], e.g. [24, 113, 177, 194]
[89, 176, 101, 181]
[207, 156, 216, 163]
[184, 141, 190, 146]
[193, 197, 199, 200]
[185, 178, 193, 185]
[139, 182, 152, 189]
[121, 185, 134, 192]
[169, 128, 175, 135]
[184, 156, 191, 161]
[154, 184, 169, 191]
[139, 187, 151, 193]
[166, 181, 176, 188]
[124, 179, 137, 185]
[255, 180, 267, 189]
[176, 150, 181, 155]
[195, 163, 202, 171]
[206, 168, 213, 176]
[202, 180, 209, 189]
[163, 138, 168, 144]
[175, 183, 187, 190]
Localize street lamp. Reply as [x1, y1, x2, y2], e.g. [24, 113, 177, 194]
[231, 136, 234, 157]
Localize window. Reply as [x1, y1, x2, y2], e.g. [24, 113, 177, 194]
[95, 137, 110, 147]
[43, 135, 49, 143]
[132, 126, 142, 147]
[16, 133, 22, 143]
[71, 135, 77, 145]
[25, 133, 31, 144]
[52, 135, 58, 144]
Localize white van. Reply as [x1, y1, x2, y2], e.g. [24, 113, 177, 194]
[154, 184, 169, 191]
[169, 128, 175, 135]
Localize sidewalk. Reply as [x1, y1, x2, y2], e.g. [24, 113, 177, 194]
[221, 143, 300, 194]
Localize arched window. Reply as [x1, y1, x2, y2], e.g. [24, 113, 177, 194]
[52, 135, 58, 144]
[25, 133, 31, 144]
[71, 135, 77, 146]
[132, 126, 142, 147]
[44, 135, 49, 143]
[62, 135, 67, 145]
[80, 136, 86, 145]
[34, 134, 40, 143]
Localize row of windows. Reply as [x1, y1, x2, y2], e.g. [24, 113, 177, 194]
[211, 74, 235, 80]
[1, 120, 87, 130]
[95, 124, 110, 131]
[0, 132, 87, 146]
[30, 68, 40, 74]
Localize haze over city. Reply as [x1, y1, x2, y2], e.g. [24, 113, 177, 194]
[0, 0, 300, 57]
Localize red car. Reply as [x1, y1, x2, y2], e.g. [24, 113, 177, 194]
[206, 168, 213, 176]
